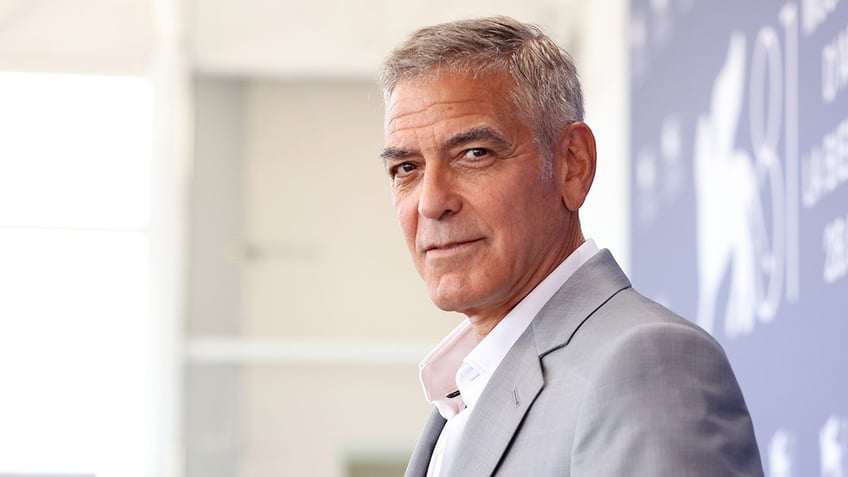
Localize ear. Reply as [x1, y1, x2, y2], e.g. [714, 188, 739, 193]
[554, 121, 596, 211]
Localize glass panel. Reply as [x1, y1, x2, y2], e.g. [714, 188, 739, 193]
[0, 229, 149, 476]
[0, 73, 152, 229]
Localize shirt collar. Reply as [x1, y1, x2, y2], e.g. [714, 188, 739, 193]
[419, 239, 600, 419]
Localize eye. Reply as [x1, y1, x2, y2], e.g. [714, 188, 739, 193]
[391, 161, 418, 178]
[463, 148, 490, 159]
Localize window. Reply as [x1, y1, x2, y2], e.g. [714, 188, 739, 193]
[0, 73, 153, 477]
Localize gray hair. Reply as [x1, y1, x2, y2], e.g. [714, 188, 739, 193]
[378, 16, 584, 164]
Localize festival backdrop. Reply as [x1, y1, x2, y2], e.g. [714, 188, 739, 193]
[629, 0, 848, 475]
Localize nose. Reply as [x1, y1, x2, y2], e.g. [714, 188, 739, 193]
[418, 163, 462, 220]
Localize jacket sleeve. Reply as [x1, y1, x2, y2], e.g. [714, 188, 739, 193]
[570, 321, 764, 476]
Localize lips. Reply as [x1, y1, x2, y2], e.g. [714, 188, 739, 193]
[423, 238, 484, 254]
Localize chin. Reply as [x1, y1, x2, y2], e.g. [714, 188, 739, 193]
[428, 293, 464, 312]
[427, 285, 469, 313]
[430, 290, 485, 316]
[425, 273, 485, 313]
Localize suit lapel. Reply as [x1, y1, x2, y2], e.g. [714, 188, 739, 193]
[445, 328, 544, 476]
[404, 409, 446, 477]
[444, 249, 631, 476]
[531, 249, 631, 357]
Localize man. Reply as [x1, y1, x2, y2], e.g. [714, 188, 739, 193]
[379, 16, 763, 477]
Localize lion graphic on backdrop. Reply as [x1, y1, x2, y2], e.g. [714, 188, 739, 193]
[693, 33, 781, 338]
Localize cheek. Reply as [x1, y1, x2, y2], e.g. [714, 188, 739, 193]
[393, 195, 419, 247]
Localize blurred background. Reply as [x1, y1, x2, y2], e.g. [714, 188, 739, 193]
[0, 0, 845, 476]
[0, 1, 626, 475]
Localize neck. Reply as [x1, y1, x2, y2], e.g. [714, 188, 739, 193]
[466, 218, 585, 342]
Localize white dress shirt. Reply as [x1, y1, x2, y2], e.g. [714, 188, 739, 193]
[418, 239, 600, 477]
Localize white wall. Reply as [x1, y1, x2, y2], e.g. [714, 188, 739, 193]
[187, 0, 579, 78]
[574, 0, 631, 271]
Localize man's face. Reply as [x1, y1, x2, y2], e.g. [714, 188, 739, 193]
[383, 70, 572, 321]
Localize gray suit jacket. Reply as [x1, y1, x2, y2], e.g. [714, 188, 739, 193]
[405, 250, 763, 476]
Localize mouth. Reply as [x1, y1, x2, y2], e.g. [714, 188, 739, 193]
[424, 238, 485, 255]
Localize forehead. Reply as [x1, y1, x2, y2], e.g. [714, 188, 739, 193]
[384, 71, 516, 138]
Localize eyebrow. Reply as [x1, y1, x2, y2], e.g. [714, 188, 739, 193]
[380, 146, 413, 161]
[444, 126, 510, 151]
[380, 126, 510, 163]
